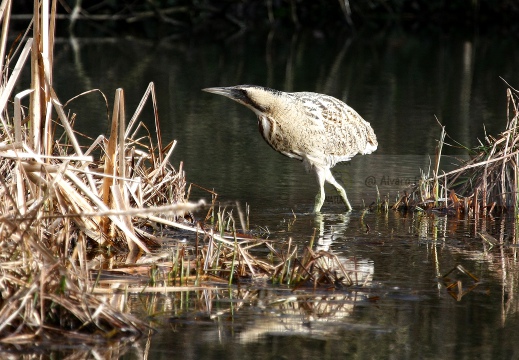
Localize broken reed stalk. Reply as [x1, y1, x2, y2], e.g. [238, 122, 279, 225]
[433, 124, 446, 207]
[229, 224, 238, 286]
[390, 88, 519, 217]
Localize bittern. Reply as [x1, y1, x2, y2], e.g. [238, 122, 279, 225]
[203, 85, 377, 213]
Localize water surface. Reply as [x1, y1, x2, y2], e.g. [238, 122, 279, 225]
[21, 28, 519, 358]
[43, 29, 518, 213]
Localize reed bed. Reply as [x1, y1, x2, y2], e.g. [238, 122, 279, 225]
[0, 0, 202, 345]
[390, 87, 519, 217]
[92, 210, 362, 294]
[0, 77, 197, 343]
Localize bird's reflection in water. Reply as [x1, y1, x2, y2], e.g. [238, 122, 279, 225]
[313, 212, 351, 251]
[313, 212, 374, 287]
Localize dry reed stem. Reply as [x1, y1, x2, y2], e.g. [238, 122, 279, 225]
[390, 89, 519, 216]
[0, 0, 12, 75]
[0, 0, 199, 344]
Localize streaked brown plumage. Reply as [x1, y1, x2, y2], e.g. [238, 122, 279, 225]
[203, 85, 378, 212]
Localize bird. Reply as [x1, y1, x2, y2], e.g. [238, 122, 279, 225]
[202, 85, 378, 213]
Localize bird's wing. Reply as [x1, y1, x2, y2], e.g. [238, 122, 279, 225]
[295, 92, 328, 130]
[297, 92, 377, 164]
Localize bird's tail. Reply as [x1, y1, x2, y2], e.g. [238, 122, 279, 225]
[361, 125, 378, 155]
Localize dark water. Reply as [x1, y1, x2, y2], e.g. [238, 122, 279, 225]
[25, 29, 519, 358]
[42, 29, 519, 213]
[111, 211, 519, 360]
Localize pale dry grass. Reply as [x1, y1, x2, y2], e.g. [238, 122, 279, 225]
[0, 0, 200, 344]
[391, 87, 519, 217]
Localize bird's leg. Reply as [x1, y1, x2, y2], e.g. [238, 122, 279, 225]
[313, 168, 326, 213]
[325, 169, 352, 211]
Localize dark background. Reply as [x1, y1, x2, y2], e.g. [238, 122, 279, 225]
[10, 0, 519, 38]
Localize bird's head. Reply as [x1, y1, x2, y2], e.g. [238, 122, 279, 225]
[202, 85, 281, 116]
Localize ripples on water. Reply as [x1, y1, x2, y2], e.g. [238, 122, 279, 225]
[113, 210, 519, 360]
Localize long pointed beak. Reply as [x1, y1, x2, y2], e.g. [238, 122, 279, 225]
[202, 87, 242, 101]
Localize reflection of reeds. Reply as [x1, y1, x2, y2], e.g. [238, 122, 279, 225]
[92, 208, 366, 294]
[391, 88, 519, 217]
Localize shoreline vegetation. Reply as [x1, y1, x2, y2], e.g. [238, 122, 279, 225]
[0, 0, 518, 350]
[385, 87, 519, 217]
